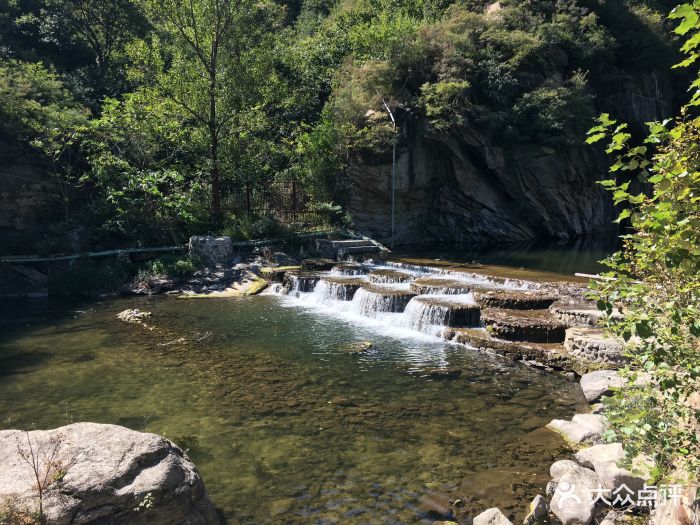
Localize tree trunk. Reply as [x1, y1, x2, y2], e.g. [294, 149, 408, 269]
[209, 69, 221, 221]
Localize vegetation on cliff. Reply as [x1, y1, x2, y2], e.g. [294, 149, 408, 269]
[0, 0, 682, 253]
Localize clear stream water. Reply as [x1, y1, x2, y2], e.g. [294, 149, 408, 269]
[0, 288, 588, 524]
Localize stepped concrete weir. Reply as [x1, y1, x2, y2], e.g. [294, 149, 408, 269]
[316, 276, 369, 301]
[331, 262, 367, 275]
[284, 271, 322, 293]
[352, 284, 417, 316]
[474, 289, 559, 310]
[404, 295, 480, 332]
[410, 277, 473, 295]
[368, 268, 413, 284]
[482, 309, 568, 343]
[550, 301, 623, 326]
[275, 258, 610, 373]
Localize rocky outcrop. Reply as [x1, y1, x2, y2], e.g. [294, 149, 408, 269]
[346, 133, 615, 245]
[346, 68, 676, 246]
[0, 423, 219, 525]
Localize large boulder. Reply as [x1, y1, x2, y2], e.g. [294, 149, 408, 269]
[580, 370, 624, 403]
[574, 443, 625, 469]
[549, 461, 600, 525]
[0, 423, 219, 525]
[474, 507, 513, 525]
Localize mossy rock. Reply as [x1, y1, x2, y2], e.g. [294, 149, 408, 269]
[260, 266, 302, 282]
[245, 277, 270, 296]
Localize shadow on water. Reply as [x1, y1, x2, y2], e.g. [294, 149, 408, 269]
[0, 351, 54, 377]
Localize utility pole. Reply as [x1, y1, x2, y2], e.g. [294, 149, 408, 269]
[381, 99, 397, 249]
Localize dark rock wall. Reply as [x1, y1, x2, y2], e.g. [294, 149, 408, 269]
[347, 70, 677, 245]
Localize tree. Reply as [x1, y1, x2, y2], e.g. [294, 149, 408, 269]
[0, 59, 89, 221]
[133, 0, 280, 221]
[15, 0, 148, 104]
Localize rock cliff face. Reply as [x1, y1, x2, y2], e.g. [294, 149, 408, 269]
[0, 422, 219, 525]
[348, 135, 613, 245]
[346, 71, 676, 245]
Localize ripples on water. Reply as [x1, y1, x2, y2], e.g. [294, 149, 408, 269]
[0, 294, 587, 524]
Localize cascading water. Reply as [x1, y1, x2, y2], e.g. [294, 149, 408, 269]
[402, 294, 478, 335]
[276, 263, 525, 341]
[286, 274, 320, 295]
[402, 300, 448, 336]
[351, 284, 415, 317]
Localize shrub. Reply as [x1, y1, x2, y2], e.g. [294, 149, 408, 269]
[586, 2, 700, 476]
[419, 80, 471, 131]
[140, 254, 203, 280]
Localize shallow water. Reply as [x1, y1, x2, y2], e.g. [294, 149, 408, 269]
[0, 295, 587, 524]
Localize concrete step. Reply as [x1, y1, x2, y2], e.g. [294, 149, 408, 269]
[315, 238, 383, 257]
[338, 245, 381, 255]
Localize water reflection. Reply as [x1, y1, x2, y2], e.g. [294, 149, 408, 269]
[392, 233, 620, 275]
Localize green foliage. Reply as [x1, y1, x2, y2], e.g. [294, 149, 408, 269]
[141, 254, 203, 279]
[586, 2, 700, 475]
[307, 201, 352, 227]
[0, 59, 88, 144]
[221, 214, 289, 241]
[512, 72, 594, 142]
[83, 91, 207, 243]
[419, 80, 471, 131]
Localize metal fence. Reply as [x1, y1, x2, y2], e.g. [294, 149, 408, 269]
[219, 180, 321, 224]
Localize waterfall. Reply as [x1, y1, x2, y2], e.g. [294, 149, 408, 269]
[402, 294, 479, 335]
[313, 277, 367, 301]
[272, 264, 495, 341]
[402, 298, 450, 335]
[351, 285, 414, 317]
[315, 280, 349, 301]
[286, 274, 319, 295]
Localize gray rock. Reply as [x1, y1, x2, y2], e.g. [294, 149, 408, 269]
[575, 443, 625, 469]
[593, 461, 646, 496]
[474, 507, 513, 525]
[547, 419, 600, 445]
[550, 462, 600, 525]
[571, 414, 607, 436]
[523, 495, 548, 525]
[0, 423, 219, 525]
[564, 327, 626, 364]
[550, 460, 582, 482]
[580, 370, 624, 403]
[117, 308, 152, 324]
